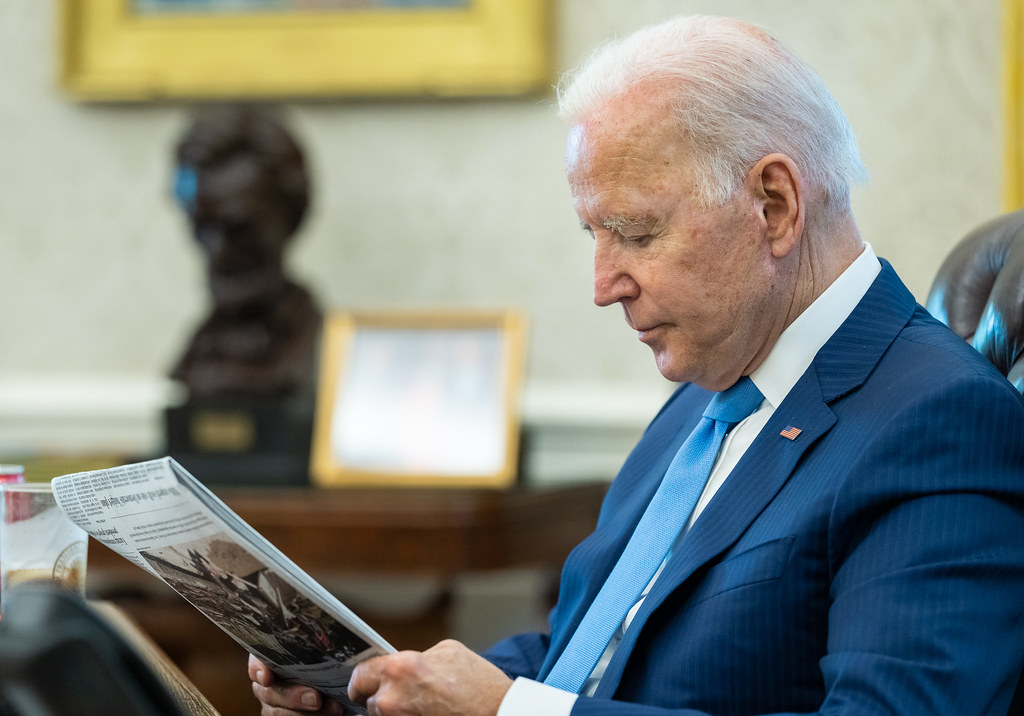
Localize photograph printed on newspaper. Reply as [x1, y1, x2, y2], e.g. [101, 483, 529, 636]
[51, 456, 394, 713]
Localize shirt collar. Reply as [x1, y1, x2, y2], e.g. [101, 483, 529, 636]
[750, 243, 881, 409]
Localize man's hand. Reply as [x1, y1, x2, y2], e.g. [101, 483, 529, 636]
[249, 654, 350, 715]
[348, 639, 514, 716]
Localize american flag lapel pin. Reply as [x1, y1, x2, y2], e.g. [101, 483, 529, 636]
[780, 426, 802, 441]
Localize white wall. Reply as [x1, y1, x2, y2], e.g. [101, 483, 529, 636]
[0, 0, 1006, 472]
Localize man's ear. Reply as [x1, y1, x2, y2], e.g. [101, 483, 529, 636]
[749, 153, 803, 258]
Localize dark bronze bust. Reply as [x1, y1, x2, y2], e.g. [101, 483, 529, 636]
[170, 104, 322, 399]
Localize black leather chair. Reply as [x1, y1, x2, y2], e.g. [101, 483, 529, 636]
[0, 583, 188, 716]
[926, 209, 1024, 715]
[926, 208, 1024, 395]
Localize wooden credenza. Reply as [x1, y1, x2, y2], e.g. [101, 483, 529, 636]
[88, 482, 608, 716]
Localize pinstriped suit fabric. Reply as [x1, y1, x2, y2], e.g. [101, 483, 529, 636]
[544, 380, 764, 693]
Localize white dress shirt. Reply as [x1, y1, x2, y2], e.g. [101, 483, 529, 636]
[497, 245, 880, 716]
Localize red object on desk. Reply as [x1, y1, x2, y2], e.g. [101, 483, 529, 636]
[0, 465, 24, 485]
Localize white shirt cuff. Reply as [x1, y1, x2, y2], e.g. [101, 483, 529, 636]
[496, 677, 578, 716]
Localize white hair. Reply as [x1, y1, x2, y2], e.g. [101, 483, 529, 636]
[556, 15, 869, 216]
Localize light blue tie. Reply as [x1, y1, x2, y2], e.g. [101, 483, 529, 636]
[543, 377, 764, 694]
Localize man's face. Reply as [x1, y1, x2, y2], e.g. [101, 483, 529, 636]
[189, 155, 293, 277]
[566, 85, 779, 390]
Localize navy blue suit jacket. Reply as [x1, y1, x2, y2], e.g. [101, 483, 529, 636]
[485, 263, 1024, 715]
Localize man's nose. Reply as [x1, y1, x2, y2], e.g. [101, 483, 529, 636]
[593, 241, 637, 307]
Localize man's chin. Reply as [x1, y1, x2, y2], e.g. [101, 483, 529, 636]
[653, 352, 687, 384]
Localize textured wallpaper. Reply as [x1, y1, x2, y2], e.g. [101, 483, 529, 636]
[0, 0, 1006, 397]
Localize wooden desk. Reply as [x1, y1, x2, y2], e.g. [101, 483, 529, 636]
[88, 482, 608, 716]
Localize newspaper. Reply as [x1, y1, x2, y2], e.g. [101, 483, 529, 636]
[50, 456, 394, 715]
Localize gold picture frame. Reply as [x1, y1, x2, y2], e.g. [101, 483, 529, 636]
[1006, 0, 1024, 208]
[59, 0, 552, 100]
[310, 310, 526, 488]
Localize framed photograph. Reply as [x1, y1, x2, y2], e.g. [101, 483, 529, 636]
[58, 0, 551, 100]
[310, 310, 526, 488]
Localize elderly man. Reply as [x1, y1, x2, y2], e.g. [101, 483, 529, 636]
[252, 15, 1024, 715]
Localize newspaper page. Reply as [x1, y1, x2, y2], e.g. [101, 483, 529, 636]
[51, 456, 394, 714]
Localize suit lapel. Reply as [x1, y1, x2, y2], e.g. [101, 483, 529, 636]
[593, 261, 918, 696]
[593, 375, 836, 696]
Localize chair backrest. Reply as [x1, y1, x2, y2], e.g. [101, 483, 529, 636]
[0, 583, 188, 716]
[925, 208, 1024, 394]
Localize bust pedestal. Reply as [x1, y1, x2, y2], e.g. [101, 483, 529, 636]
[164, 393, 314, 487]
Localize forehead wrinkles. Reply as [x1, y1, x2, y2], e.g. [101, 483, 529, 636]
[569, 83, 680, 166]
[572, 148, 693, 224]
[572, 123, 691, 190]
[568, 95, 702, 229]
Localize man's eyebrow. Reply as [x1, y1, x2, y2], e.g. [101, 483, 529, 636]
[578, 216, 656, 232]
[603, 216, 655, 231]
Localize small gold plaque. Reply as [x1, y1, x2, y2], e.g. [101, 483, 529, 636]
[189, 411, 256, 453]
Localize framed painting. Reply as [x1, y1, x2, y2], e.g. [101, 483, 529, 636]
[310, 310, 526, 488]
[58, 0, 552, 100]
[1006, 0, 1024, 208]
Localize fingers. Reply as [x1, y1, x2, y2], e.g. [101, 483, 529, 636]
[347, 643, 512, 716]
[348, 652, 427, 713]
[249, 654, 274, 686]
[248, 655, 347, 715]
[251, 680, 324, 713]
[347, 655, 386, 706]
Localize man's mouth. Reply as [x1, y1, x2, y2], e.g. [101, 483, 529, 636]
[635, 324, 661, 340]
